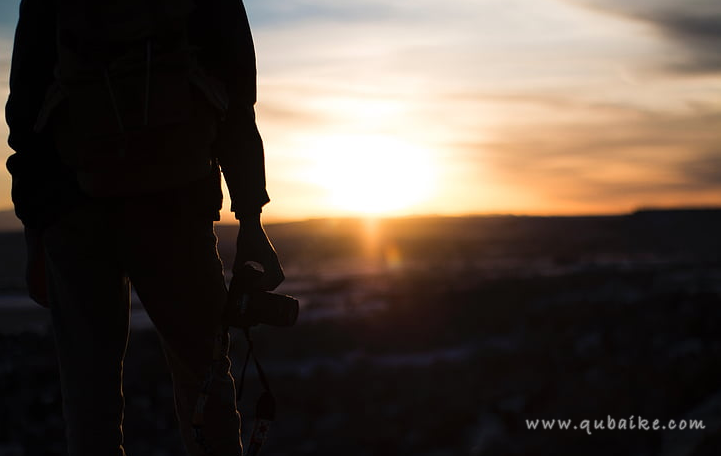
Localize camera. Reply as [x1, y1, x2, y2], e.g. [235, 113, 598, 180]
[224, 262, 299, 328]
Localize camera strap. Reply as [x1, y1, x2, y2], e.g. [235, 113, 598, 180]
[237, 327, 276, 456]
[192, 261, 284, 456]
[191, 326, 276, 456]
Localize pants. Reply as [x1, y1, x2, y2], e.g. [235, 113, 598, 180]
[42, 189, 242, 456]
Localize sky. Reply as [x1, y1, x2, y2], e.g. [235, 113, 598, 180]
[1, 0, 719, 222]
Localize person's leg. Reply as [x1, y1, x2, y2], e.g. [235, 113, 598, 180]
[43, 202, 130, 456]
[124, 203, 241, 456]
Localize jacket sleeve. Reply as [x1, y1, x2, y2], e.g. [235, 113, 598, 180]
[204, 0, 270, 217]
[5, 0, 84, 228]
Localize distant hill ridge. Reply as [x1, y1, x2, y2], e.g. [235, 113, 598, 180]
[1, 207, 720, 234]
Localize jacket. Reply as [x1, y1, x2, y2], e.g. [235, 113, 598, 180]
[5, 0, 270, 228]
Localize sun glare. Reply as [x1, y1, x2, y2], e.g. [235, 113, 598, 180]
[305, 135, 436, 216]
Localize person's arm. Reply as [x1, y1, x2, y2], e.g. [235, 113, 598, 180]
[202, 0, 283, 288]
[5, 0, 83, 229]
[208, 0, 270, 218]
[5, 0, 77, 306]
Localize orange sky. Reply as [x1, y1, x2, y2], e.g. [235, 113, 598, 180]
[1, 0, 720, 223]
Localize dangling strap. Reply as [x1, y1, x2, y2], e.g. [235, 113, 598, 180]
[237, 327, 273, 398]
[238, 327, 276, 456]
[192, 326, 276, 456]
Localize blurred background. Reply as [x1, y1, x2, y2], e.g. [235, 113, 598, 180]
[1, 0, 721, 455]
[2, 211, 721, 455]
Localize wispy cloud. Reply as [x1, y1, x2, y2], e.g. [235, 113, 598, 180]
[0, 1, 19, 34]
[460, 103, 721, 210]
[247, 0, 401, 26]
[566, 0, 721, 74]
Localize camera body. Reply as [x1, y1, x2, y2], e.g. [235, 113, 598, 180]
[225, 290, 299, 328]
[224, 262, 299, 328]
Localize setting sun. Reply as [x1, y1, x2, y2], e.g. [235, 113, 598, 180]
[303, 135, 436, 216]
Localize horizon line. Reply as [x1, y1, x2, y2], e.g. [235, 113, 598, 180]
[236, 206, 721, 226]
[1, 205, 719, 232]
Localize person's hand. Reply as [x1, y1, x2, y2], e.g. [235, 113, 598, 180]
[233, 215, 284, 290]
[24, 227, 50, 307]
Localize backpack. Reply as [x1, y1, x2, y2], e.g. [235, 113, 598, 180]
[36, 0, 229, 196]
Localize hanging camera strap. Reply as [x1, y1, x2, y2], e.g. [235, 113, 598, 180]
[192, 323, 276, 456]
[238, 327, 276, 456]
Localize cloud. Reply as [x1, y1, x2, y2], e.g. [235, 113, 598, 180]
[678, 151, 721, 188]
[0, 1, 19, 34]
[462, 103, 721, 208]
[650, 13, 721, 73]
[567, 0, 721, 74]
[246, 0, 399, 26]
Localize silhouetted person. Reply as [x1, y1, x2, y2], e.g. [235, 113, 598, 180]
[5, 0, 283, 455]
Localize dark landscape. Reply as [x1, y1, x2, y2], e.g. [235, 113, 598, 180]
[1, 209, 721, 456]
